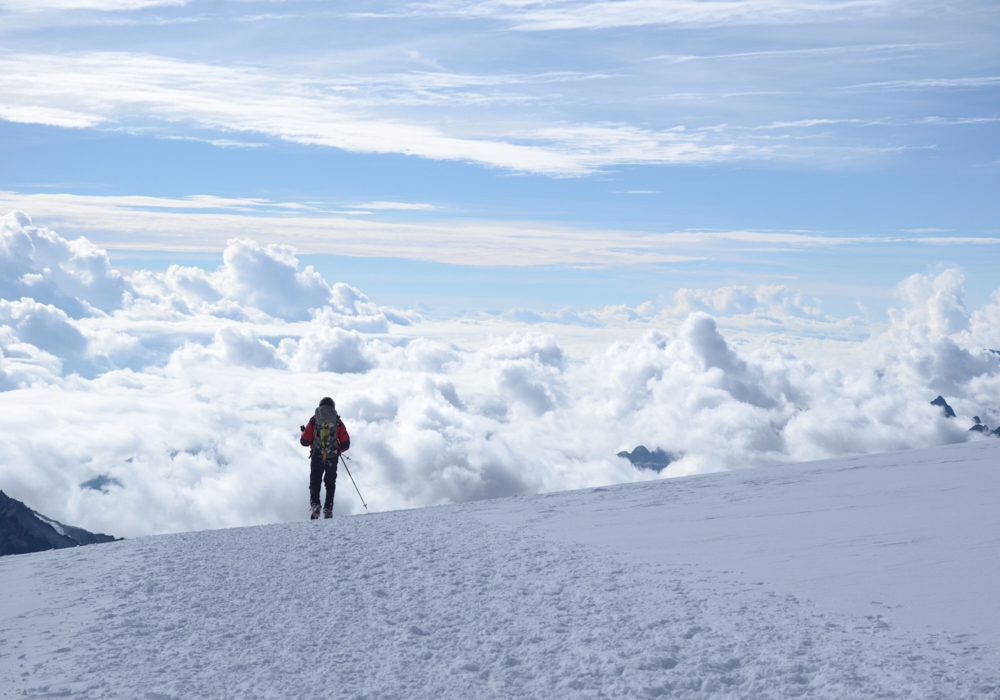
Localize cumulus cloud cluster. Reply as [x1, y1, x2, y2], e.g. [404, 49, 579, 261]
[2, 210, 999, 538]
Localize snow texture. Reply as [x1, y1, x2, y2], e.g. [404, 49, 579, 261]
[1, 440, 998, 699]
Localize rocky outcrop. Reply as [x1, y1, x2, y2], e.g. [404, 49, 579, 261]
[969, 416, 1000, 438]
[930, 398, 999, 437]
[617, 446, 674, 473]
[931, 396, 956, 418]
[0, 490, 118, 557]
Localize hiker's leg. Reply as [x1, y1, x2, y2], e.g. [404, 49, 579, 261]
[323, 459, 338, 510]
[309, 457, 323, 507]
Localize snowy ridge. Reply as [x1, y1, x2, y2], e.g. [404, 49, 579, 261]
[0, 490, 117, 557]
[2, 440, 999, 698]
[28, 511, 66, 537]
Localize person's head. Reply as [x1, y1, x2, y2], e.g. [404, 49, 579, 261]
[319, 397, 335, 409]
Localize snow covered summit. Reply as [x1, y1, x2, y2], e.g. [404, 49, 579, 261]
[2, 440, 999, 698]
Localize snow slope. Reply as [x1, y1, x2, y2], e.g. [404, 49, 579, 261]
[1, 440, 999, 699]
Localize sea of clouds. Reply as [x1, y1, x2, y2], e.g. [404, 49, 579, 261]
[2, 210, 999, 538]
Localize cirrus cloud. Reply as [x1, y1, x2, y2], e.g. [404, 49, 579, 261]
[383, 0, 909, 30]
[0, 52, 759, 175]
[0, 0, 188, 10]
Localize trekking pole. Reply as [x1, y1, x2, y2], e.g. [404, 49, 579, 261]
[339, 453, 369, 512]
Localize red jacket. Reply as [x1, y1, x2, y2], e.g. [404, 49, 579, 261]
[300, 417, 350, 452]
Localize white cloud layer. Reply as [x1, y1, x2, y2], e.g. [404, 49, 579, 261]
[2, 210, 999, 539]
[0, 52, 746, 175]
[398, 0, 907, 31]
[6, 190, 999, 267]
[0, 0, 995, 177]
[0, 0, 186, 10]
[0, 210, 129, 316]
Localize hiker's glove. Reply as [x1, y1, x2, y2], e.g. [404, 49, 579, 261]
[299, 425, 305, 432]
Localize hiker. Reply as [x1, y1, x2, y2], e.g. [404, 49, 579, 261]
[300, 397, 351, 520]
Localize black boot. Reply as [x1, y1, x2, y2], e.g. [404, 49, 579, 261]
[310, 504, 321, 520]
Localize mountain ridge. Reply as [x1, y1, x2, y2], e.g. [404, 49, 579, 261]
[0, 490, 118, 557]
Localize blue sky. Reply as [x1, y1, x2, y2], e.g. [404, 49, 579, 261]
[1, 0, 998, 315]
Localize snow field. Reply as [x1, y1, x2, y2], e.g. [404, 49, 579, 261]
[2, 441, 1000, 698]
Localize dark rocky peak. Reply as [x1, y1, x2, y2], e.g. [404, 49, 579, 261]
[0, 490, 118, 557]
[931, 396, 956, 418]
[967, 414, 1000, 437]
[617, 446, 675, 473]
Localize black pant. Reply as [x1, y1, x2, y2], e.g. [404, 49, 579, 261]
[310, 456, 338, 510]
